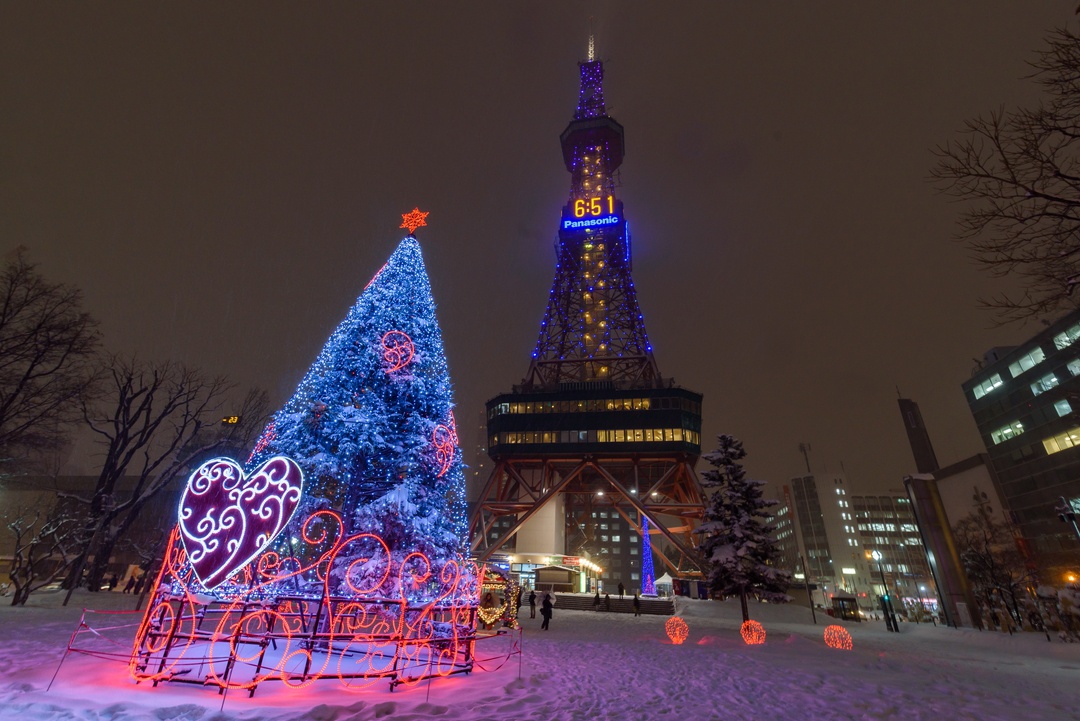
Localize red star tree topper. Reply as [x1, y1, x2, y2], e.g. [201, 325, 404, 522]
[400, 207, 429, 235]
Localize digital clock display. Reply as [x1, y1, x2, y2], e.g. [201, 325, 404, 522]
[562, 195, 622, 231]
[573, 195, 615, 218]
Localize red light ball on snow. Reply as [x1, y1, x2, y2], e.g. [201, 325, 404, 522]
[824, 625, 853, 651]
[740, 619, 766, 645]
[665, 616, 689, 645]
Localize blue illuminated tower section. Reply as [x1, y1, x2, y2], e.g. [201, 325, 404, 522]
[640, 516, 657, 596]
[472, 48, 707, 588]
[526, 52, 660, 387]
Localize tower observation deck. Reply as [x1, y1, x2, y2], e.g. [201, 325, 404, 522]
[470, 49, 706, 581]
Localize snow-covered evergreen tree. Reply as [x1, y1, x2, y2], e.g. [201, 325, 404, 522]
[696, 434, 790, 622]
[245, 235, 469, 599]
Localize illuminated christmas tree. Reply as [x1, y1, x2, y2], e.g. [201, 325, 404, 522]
[133, 214, 479, 690]
[246, 219, 469, 597]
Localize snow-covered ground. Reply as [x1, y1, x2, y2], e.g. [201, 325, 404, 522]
[2, 589, 1078, 720]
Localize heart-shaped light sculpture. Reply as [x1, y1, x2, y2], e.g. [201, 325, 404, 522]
[178, 456, 304, 590]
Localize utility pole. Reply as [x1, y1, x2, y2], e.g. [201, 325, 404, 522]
[799, 554, 817, 625]
[869, 550, 899, 632]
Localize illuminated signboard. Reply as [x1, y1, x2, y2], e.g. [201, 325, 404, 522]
[562, 194, 622, 231]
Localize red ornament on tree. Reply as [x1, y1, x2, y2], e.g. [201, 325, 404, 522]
[381, 330, 415, 373]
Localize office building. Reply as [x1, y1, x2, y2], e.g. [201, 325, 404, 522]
[963, 310, 1080, 578]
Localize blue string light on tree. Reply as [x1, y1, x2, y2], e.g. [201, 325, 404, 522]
[247, 209, 470, 584]
[641, 515, 657, 596]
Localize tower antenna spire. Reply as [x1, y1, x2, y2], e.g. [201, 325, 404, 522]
[587, 33, 595, 62]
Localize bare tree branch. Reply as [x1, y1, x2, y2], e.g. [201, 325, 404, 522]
[4, 502, 88, 605]
[0, 249, 99, 469]
[933, 28, 1080, 323]
[64, 356, 237, 593]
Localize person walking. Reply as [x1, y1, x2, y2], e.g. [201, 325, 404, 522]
[122, 575, 137, 594]
[633, 592, 641, 617]
[529, 590, 536, 619]
[541, 594, 553, 630]
[604, 593, 611, 611]
[593, 591, 601, 611]
[618, 581, 625, 598]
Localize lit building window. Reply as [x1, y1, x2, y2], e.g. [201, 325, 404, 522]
[1054, 323, 1080, 350]
[1069, 359, 1080, 377]
[1030, 373, 1060, 396]
[972, 373, 1004, 399]
[1008, 347, 1046, 378]
[1056, 399, 1073, 418]
[990, 420, 1025, 445]
[1043, 426, 1080, 455]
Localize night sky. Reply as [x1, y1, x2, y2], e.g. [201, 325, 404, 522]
[3, 3, 1074, 496]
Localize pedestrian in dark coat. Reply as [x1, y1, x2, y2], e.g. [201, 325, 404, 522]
[633, 592, 641, 616]
[604, 593, 611, 611]
[529, 590, 537, 618]
[618, 581, 625, 598]
[541, 595, 553, 630]
[593, 591, 601, 611]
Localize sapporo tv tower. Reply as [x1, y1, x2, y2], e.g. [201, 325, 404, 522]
[470, 41, 706, 584]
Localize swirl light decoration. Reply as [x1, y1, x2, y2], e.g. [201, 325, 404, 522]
[131, 508, 481, 693]
[740, 619, 766, 645]
[665, 616, 689, 645]
[380, 330, 415, 373]
[824, 625, 853, 651]
[432, 424, 457, 478]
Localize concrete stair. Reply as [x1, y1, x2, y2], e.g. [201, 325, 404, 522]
[547, 592, 674, 616]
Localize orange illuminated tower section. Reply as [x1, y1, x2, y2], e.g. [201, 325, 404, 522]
[470, 47, 706, 583]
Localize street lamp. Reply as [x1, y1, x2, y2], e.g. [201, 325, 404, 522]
[867, 550, 898, 633]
